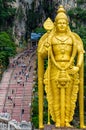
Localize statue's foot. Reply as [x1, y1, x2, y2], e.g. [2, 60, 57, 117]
[81, 125, 86, 128]
[65, 122, 73, 128]
[56, 123, 60, 127]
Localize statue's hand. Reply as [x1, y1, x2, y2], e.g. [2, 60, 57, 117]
[64, 63, 71, 70]
[68, 66, 79, 75]
[44, 42, 50, 48]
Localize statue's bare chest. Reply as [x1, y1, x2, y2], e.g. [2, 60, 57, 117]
[52, 36, 73, 55]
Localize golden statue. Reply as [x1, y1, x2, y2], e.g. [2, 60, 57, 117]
[38, 5, 86, 128]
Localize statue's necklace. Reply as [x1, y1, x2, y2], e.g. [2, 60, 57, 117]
[55, 36, 69, 44]
[55, 37, 69, 54]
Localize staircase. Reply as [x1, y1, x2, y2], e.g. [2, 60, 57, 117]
[0, 69, 13, 112]
[0, 47, 37, 122]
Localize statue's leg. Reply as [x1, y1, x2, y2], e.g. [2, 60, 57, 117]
[65, 80, 79, 127]
[70, 84, 79, 121]
[51, 79, 60, 127]
[65, 81, 73, 127]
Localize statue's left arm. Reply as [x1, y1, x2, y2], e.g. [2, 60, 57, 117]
[73, 32, 86, 128]
[76, 40, 84, 68]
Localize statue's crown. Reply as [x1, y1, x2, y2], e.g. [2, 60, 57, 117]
[57, 5, 66, 13]
[55, 5, 68, 22]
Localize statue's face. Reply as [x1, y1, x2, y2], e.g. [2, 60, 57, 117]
[56, 19, 68, 33]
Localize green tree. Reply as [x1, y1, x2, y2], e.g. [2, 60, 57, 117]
[0, 32, 16, 68]
[0, 0, 16, 30]
[68, 7, 86, 28]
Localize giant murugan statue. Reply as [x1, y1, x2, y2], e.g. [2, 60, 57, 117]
[38, 5, 86, 128]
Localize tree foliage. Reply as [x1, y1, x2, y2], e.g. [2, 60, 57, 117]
[68, 7, 86, 24]
[0, 0, 16, 71]
[0, 0, 16, 29]
[77, 0, 85, 4]
[0, 32, 16, 69]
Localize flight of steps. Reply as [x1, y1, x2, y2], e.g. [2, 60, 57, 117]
[1, 48, 37, 122]
[0, 69, 13, 112]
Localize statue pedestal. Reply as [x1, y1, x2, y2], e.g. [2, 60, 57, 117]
[41, 125, 86, 130]
[43, 124, 55, 130]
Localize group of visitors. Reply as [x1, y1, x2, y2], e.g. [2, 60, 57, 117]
[6, 46, 36, 116]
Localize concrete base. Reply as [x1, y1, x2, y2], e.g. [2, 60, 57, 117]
[39, 124, 86, 130]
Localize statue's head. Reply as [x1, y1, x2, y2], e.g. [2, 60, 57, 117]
[55, 5, 69, 33]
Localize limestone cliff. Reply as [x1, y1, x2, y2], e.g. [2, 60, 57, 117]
[13, 0, 77, 45]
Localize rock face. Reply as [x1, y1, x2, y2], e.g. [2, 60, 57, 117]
[12, 0, 77, 45]
[13, 0, 34, 45]
[54, 0, 77, 10]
